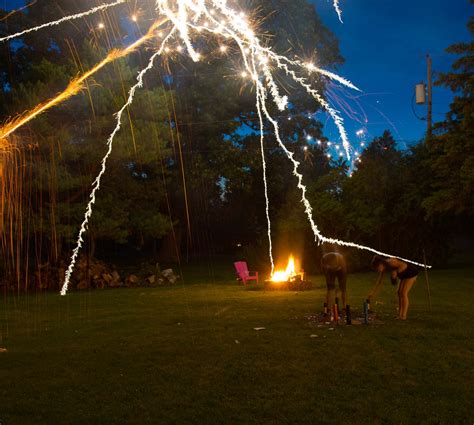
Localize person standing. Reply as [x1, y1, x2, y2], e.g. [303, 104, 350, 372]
[321, 252, 347, 310]
[369, 255, 420, 320]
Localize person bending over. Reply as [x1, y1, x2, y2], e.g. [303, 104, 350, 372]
[321, 252, 347, 310]
[369, 255, 420, 320]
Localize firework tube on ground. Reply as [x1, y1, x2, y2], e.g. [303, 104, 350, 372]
[346, 305, 352, 325]
[333, 304, 339, 322]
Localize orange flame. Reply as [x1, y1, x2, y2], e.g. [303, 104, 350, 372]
[271, 255, 298, 282]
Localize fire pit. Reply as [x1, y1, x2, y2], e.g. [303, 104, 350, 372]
[264, 256, 312, 291]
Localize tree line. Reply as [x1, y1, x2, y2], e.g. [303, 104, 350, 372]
[0, 1, 472, 289]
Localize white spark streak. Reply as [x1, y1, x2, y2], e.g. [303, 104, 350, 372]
[60, 29, 176, 295]
[333, 0, 343, 23]
[252, 55, 274, 274]
[257, 90, 275, 274]
[184, 0, 355, 158]
[229, 39, 357, 155]
[255, 82, 429, 268]
[271, 56, 353, 159]
[0, 0, 126, 43]
[303, 61, 358, 91]
[157, 2, 201, 61]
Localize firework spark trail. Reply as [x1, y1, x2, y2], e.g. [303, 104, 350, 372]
[326, 84, 368, 126]
[247, 51, 356, 159]
[0, 19, 168, 141]
[0, 0, 37, 23]
[158, 1, 202, 61]
[263, 67, 288, 111]
[188, 0, 355, 159]
[256, 47, 359, 91]
[255, 82, 430, 268]
[0, 0, 126, 43]
[0, 138, 11, 151]
[256, 89, 274, 274]
[209, 0, 357, 158]
[266, 55, 353, 159]
[60, 28, 176, 295]
[251, 46, 357, 159]
[253, 54, 274, 274]
[333, 1, 343, 23]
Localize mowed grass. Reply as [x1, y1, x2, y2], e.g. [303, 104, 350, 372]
[0, 267, 473, 425]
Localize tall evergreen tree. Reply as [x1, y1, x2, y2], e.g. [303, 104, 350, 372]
[424, 16, 474, 217]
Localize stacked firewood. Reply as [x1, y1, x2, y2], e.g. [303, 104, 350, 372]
[10, 258, 180, 291]
[71, 257, 122, 289]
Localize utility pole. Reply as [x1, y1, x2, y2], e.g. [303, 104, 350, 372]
[426, 54, 433, 139]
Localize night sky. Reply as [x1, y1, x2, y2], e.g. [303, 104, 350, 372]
[314, 0, 472, 147]
[3, 0, 472, 147]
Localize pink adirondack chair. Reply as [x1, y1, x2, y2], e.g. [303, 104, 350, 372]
[234, 261, 259, 286]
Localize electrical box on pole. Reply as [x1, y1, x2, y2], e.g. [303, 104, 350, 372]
[416, 83, 426, 104]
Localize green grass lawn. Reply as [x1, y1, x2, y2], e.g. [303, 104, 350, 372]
[0, 267, 473, 424]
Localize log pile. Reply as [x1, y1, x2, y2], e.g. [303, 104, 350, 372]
[73, 257, 122, 289]
[5, 258, 181, 291]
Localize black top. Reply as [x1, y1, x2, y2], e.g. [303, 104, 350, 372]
[397, 264, 420, 280]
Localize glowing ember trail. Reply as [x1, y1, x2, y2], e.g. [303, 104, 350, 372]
[0, 1, 37, 23]
[0, 19, 168, 141]
[0, 138, 11, 151]
[0, 0, 430, 294]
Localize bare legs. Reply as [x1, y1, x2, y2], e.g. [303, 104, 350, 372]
[338, 270, 347, 308]
[397, 277, 416, 320]
[325, 270, 347, 310]
[325, 273, 336, 310]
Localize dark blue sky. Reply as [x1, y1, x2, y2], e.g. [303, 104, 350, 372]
[3, 0, 472, 147]
[314, 0, 472, 146]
